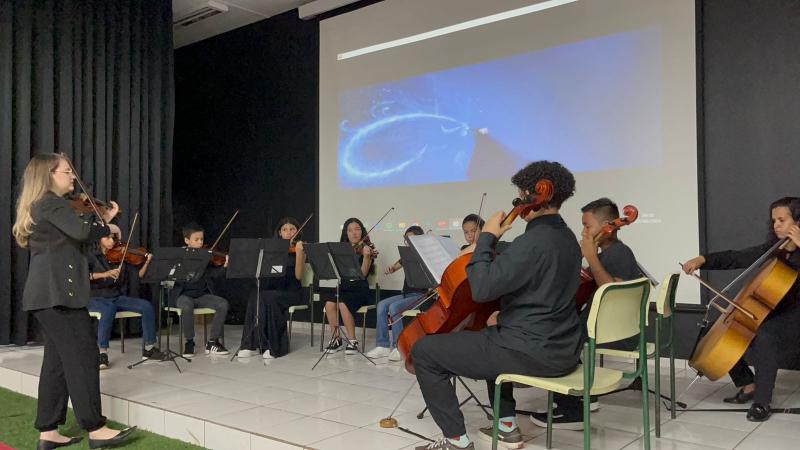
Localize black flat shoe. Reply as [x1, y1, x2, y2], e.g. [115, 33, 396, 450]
[37, 437, 82, 450]
[746, 403, 771, 422]
[723, 388, 754, 404]
[88, 426, 137, 449]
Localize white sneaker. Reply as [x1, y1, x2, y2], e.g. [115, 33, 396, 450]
[388, 348, 402, 361]
[237, 349, 257, 358]
[366, 346, 391, 359]
[262, 350, 275, 359]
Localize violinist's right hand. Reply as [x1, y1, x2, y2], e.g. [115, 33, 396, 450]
[105, 268, 121, 280]
[101, 201, 120, 223]
[682, 256, 705, 274]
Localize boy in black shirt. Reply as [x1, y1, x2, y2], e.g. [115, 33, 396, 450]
[412, 161, 582, 450]
[169, 222, 230, 357]
[530, 197, 643, 430]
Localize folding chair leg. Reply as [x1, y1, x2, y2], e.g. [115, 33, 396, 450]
[320, 305, 327, 352]
[178, 313, 183, 353]
[203, 315, 208, 343]
[641, 363, 651, 450]
[491, 380, 502, 450]
[288, 312, 294, 350]
[655, 316, 662, 437]
[547, 391, 554, 449]
[119, 318, 125, 354]
[669, 344, 677, 419]
[361, 312, 367, 345]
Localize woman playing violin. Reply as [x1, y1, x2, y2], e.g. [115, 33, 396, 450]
[324, 217, 377, 355]
[12, 153, 136, 448]
[239, 217, 307, 359]
[682, 197, 800, 422]
[410, 161, 582, 450]
[87, 223, 163, 370]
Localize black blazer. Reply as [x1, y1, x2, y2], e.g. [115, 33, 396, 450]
[22, 192, 110, 311]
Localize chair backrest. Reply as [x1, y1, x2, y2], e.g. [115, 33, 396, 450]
[586, 278, 651, 345]
[655, 273, 680, 318]
[367, 261, 379, 288]
[301, 263, 314, 288]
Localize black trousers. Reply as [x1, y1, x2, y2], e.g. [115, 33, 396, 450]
[412, 330, 578, 437]
[240, 289, 299, 357]
[728, 305, 800, 405]
[32, 307, 106, 432]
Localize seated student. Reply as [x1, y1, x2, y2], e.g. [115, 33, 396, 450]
[88, 224, 164, 370]
[169, 222, 230, 357]
[366, 225, 426, 361]
[412, 161, 582, 450]
[239, 217, 307, 359]
[458, 214, 484, 254]
[528, 197, 644, 430]
[324, 217, 378, 355]
[682, 197, 800, 422]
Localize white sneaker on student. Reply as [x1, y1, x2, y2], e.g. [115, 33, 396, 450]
[237, 349, 257, 358]
[366, 346, 390, 358]
[262, 350, 275, 359]
[388, 348, 402, 361]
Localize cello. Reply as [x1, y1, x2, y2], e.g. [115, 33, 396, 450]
[397, 180, 554, 374]
[575, 204, 639, 312]
[685, 238, 798, 381]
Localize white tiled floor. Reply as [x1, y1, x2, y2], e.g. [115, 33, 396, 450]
[3, 325, 800, 450]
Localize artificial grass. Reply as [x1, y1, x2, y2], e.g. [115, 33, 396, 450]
[0, 387, 204, 449]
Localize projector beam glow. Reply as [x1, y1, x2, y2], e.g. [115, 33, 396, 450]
[337, 0, 580, 61]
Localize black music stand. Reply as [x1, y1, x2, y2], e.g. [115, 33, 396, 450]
[227, 238, 288, 361]
[308, 242, 376, 370]
[131, 247, 212, 372]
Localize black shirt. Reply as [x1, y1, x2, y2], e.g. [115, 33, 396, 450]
[265, 252, 302, 292]
[23, 192, 110, 311]
[704, 241, 800, 314]
[466, 214, 582, 370]
[595, 241, 642, 281]
[87, 249, 123, 298]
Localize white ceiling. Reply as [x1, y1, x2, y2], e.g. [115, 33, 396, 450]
[172, 0, 315, 48]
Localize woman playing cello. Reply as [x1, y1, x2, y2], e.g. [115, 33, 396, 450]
[682, 197, 800, 422]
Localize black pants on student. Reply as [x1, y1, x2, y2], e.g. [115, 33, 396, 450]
[412, 331, 579, 437]
[728, 305, 800, 405]
[32, 307, 106, 432]
[240, 289, 300, 357]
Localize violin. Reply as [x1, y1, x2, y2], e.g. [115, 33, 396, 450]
[575, 205, 639, 312]
[68, 192, 121, 216]
[107, 241, 149, 266]
[397, 180, 554, 374]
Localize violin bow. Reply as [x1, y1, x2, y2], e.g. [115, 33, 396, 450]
[209, 209, 240, 252]
[477, 192, 487, 217]
[290, 213, 314, 245]
[357, 207, 394, 248]
[60, 152, 106, 225]
[113, 213, 139, 283]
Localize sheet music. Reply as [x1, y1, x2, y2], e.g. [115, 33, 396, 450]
[408, 234, 460, 284]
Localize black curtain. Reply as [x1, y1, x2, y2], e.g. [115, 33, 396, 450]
[0, 0, 174, 345]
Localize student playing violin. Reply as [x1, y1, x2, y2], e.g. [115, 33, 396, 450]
[366, 225, 426, 361]
[87, 223, 164, 369]
[239, 217, 307, 359]
[324, 217, 377, 355]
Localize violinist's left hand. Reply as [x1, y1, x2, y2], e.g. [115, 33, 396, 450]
[295, 241, 304, 253]
[144, 253, 153, 264]
[787, 224, 800, 249]
[483, 211, 512, 239]
[580, 229, 599, 259]
[224, 254, 230, 268]
[101, 201, 120, 223]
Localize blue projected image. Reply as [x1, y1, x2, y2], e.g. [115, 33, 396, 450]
[337, 29, 662, 189]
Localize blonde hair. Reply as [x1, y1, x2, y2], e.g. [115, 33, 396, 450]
[13, 153, 65, 247]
